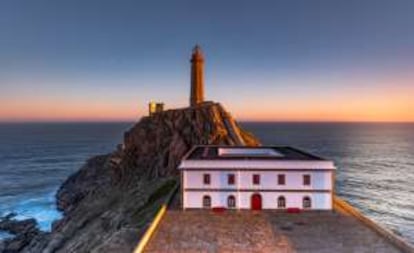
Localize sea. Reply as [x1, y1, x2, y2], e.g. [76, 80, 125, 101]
[0, 122, 413, 244]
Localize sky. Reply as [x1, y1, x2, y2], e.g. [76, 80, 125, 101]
[1, 0, 413, 122]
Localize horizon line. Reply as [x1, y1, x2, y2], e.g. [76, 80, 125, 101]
[1, 120, 414, 124]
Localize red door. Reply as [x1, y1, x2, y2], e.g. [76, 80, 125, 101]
[251, 193, 262, 210]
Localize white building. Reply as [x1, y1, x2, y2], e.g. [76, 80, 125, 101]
[178, 145, 336, 210]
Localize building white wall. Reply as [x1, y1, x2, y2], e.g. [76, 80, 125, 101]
[184, 170, 333, 190]
[182, 169, 333, 210]
[183, 191, 332, 210]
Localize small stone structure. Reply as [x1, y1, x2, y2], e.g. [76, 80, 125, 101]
[148, 101, 164, 116]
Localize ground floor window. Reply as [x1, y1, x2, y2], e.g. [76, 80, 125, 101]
[277, 196, 286, 208]
[303, 196, 311, 209]
[203, 195, 211, 208]
[227, 195, 236, 208]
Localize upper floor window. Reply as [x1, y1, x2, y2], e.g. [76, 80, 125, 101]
[203, 195, 211, 208]
[228, 174, 235, 185]
[203, 174, 211, 185]
[303, 175, 311, 186]
[253, 174, 260, 185]
[278, 174, 286, 185]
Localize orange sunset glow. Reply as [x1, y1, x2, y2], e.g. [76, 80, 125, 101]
[2, 73, 413, 122]
[1, 85, 413, 122]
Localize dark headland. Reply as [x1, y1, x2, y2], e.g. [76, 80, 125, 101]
[0, 102, 260, 253]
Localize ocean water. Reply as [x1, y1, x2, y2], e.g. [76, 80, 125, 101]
[0, 122, 132, 235]
[0, 122, 413, 244]
[242, 122, 414, 244]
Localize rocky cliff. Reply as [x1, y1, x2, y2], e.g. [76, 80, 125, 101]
[1, 102, 260, 253]
[119, 101, 259, 180]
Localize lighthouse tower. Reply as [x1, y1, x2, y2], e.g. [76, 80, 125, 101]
[190, 45, 205, 107]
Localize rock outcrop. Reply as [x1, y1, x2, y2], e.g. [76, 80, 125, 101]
[56, 154, 113, 214]
[0, 214, 48, 253]
[119, 101, 259, 180]
[4, 102, 260, 253]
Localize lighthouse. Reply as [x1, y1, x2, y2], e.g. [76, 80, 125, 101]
[190, 45, 205, 107]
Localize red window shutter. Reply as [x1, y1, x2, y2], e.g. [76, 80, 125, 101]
[303, 175, 311, 185]
[278, 174, 285, 185]
[253, 174, 260, 185]
[203, 174, 210, 185]
[228, 174, 235, 185]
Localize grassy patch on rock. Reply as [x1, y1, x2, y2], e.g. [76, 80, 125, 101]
[146, 178, 177, 205]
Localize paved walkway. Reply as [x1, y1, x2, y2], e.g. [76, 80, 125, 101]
[144, 210, 404, 253]
[266, 211, 403, 253]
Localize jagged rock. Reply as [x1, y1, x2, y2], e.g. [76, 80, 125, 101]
[56, 154, 113, 214]
[0, 214, 47, 253]
[11, 102, 260, 253]
[0, 218, 36, 235]
[19, 232, 49, 253]
[89, 228, 139, 253]
[120, 102, 260, 180]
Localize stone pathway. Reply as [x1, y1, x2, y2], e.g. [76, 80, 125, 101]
[266, 211, 403, 253]
[144, 210, 405, 253]
[145, 210, 282, 253]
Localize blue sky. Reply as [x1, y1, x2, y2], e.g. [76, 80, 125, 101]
[1, 0, 413, 121]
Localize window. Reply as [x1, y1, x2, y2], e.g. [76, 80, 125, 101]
[277, 174, 285, 185]
[253, 174, 260, 185]
[303, 175, 311, 186]
[303, 196, 311, 209]
[228, 174, 235, 185]
[227, 195, 236, 208]
[203, 195, 211, 208]
[277, 196, 286, 208]
[203, 174, 210, 185]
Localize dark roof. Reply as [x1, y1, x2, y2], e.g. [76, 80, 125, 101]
[184, 145, 326, 161]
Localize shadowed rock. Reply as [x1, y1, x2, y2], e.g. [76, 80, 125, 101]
[0, 214, 48, 253]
